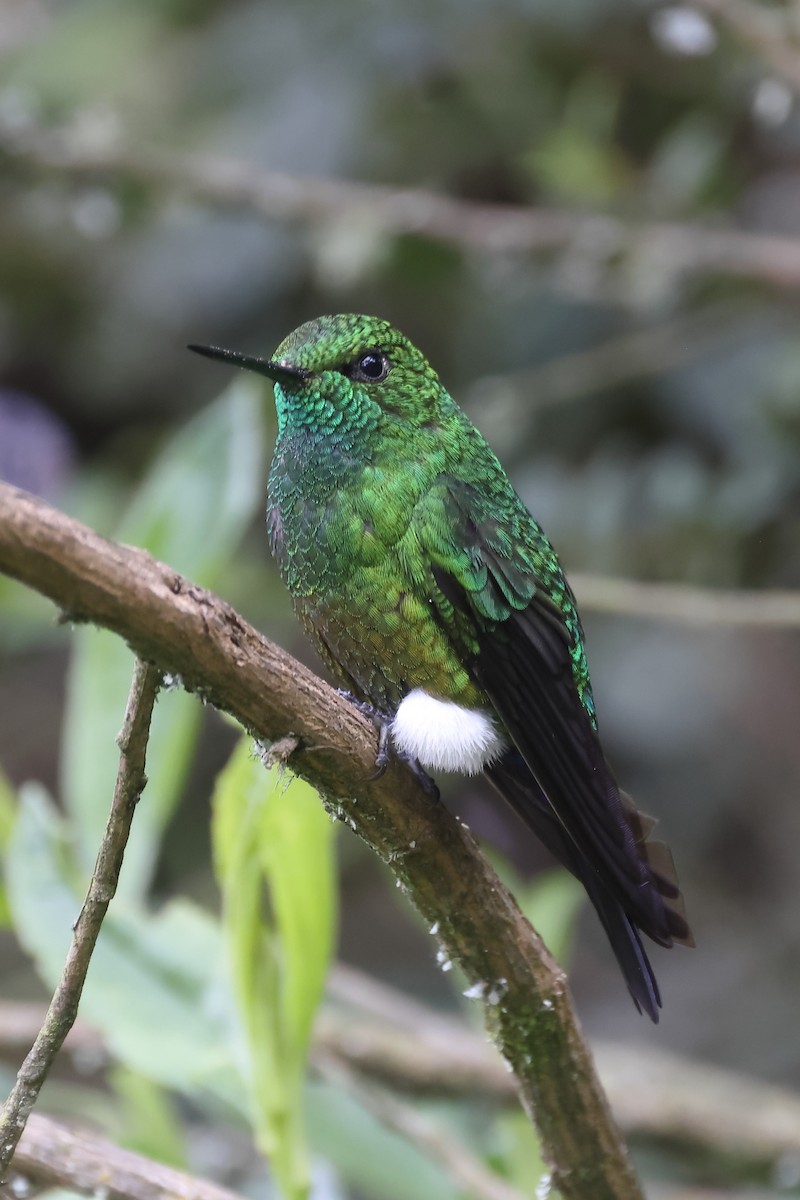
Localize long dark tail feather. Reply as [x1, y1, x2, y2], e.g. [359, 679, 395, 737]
[485, 750, 689, 1020]
[582, 872, 661, 1020]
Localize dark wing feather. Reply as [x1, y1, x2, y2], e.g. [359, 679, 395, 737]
[415, 478, 691, 954]
[485, 751, 662, 1020]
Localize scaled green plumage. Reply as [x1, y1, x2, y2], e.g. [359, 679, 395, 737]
[191, 313, 692, 1020]
[266, 315, 593, 717]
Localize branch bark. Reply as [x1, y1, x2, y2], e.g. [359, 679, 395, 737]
[0, 481, 642, 1200]
[0, 658, 160, 1175]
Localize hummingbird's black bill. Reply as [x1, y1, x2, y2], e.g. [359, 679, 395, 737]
[187, 344, 309, 385]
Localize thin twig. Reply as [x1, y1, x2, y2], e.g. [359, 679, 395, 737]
[328, 962, 464, 1034]
[313, 1050, 529, 1200]
[6, 120, 800, 289]
[0, 482, 643, 1200]
[569, 572, 800, 629]
[2, 1112, 243, 1200]
[0, 659, 161, 1177]
[466, 305, 762, 424]
[691, 0, 800, 95]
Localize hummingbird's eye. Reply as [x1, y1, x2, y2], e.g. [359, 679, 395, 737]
[349, 350, 391, 383]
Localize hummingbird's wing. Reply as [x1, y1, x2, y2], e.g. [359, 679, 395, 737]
[414, 478, 691, 957]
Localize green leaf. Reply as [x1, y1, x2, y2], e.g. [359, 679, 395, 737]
[61, 378, 264, 902]
[0, 575, 57, 653]
[0, 764, 17, 927]
[493, 1108, 547, 1196]
[109, 1067, 188, 1168]
[212, 738, 337, 1200]
[307, 1082, 459, 1200]
[517, 868, 585, 967]
[0, 764, 16, 849]
[5, 783, 243, 1109]
[484, 852, 584, 968]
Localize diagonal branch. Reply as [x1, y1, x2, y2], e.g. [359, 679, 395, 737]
[0, 481, 642, 1200]
[0, 657, 161, 1175]
[568, 572, 800, 629]
[3, 1111, 244, 1200]
[691, 0, 800, 96]
[5, 120, 800, 289]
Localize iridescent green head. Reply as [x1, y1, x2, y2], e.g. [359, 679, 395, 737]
[189, 314, 443, 435]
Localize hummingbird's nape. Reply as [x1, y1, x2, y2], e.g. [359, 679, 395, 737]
[187, 343, 309, 386]
[191, 312, 693, 1020]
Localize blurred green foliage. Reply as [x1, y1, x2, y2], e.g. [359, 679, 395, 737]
[1, 0, 800, 1196]
[212, 743, 337, 1200]
[63, 377, 264, 897]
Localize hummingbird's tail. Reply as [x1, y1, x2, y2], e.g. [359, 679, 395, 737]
[485, 750, 691, 1021]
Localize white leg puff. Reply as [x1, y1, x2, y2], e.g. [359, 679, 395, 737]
[391, 689, 506, 775]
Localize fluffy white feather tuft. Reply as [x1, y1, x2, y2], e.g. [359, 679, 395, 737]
[391, 689, 506, 775]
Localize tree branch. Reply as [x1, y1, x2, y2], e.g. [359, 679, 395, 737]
[0, 657, 160, 1176]
[0, 481, 641, 1200]
[315, 1011, 800, 1178]
[466, 305, 763, 425]
[691, 0, 800, 96]
[2, 1112, 244, 1200]
[5, 119, 800, 290]
[568, 572, 800, 630]
[5, 989, 800, 1182]
[324, 964, 800, 1176]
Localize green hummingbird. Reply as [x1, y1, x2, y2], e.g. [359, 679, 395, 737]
[190, 313, 692, 1020]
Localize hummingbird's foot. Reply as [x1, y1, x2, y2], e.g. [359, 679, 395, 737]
[370, 719, 392, 780]
[394, 749, 440, 802]
[336, 689, 439, 800]
[336, 690, 393, 777]
[336, 689, 382, 721]
[372, 729, 440, 801]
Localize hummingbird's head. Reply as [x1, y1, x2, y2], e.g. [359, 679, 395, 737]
[190, 314, 443, 434]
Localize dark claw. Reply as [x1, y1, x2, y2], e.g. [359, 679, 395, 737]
[394, 748, 440, 803]
[369, 721, 392, 781]
[337, 690, 393, 777]
[337, 689, 439, 799]
[337, 689, 384, 722]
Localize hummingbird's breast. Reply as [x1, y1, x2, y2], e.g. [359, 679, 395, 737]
[267, 434, 484, 713]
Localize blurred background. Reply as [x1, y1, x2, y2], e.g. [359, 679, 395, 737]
[0, 0, 799, 1197]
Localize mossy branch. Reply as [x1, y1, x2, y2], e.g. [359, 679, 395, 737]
[0, 481, 642, 1200]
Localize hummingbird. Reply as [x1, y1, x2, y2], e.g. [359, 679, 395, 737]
[190, 313, 692, 1020]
